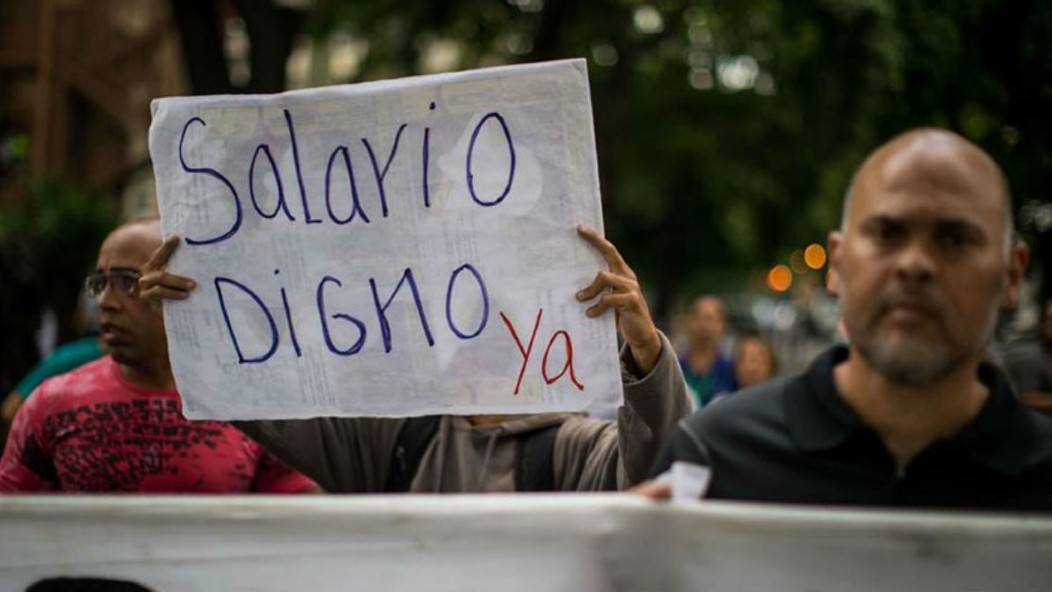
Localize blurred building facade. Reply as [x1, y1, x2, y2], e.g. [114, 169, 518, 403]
[0, 0, 185, 214]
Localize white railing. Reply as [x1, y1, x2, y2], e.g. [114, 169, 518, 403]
[2, 495, 1052, 591]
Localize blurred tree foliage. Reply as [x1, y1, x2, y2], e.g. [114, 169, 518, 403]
[199, 0, 1052, 316]
[170, 0, 306, 94]
[0, 179, 119, 392]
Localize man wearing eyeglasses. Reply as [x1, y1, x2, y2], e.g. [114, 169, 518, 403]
[0, 217, 320, 493]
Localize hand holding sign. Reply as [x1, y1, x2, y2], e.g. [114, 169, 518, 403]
[139, 234, 194, 305]
[575, 225, 661, 374]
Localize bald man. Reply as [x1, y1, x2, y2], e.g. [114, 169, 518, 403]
[0, 218, 319, 493]
[646, 128, 1052, 511]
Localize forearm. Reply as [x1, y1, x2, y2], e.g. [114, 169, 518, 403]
[235, 419, 335, 492]
[234, 417, 400, 493]
[616, 331, 692, 485]
[1021, 391, 1052, 414]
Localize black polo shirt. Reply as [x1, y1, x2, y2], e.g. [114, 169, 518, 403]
[650, 345, 1052, 511]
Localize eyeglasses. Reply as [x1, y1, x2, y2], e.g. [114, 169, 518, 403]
[84, 269, 142, 299]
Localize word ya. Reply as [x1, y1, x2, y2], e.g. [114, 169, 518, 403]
[178, 105, 516, 246]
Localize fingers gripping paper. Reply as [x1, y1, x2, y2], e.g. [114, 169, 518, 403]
[148, 59, 622, 420]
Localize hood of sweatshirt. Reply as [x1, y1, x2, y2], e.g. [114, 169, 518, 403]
[409, 412, 578, 492]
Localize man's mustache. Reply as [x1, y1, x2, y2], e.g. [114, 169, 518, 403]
[872, 292, 943, 319]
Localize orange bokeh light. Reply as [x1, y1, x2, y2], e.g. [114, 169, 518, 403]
[804, 243, 826, 270]
[767, 265, 793, 293]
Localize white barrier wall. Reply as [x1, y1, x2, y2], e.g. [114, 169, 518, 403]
[2, 495, 1051, 591]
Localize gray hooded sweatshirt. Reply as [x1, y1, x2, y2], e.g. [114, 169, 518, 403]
[234, 332, 689, 493]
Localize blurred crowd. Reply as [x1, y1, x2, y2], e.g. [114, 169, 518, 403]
[669, 292, 1052, 415]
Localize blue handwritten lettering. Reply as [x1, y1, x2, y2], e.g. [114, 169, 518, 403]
[369, 268, 435, 353]
[214, 277, 278, 364]
[283, 109, 322, 225]
[466, 112, 516, 207]
[249, 144, 294, 220]
[276, 269, 302, 357]
[445, 264, 489, 339]
[178, 117, 242, 245]
[422, 102, 436, 208]
[361, 123, 408, 218]
[316, 275, 367, 356]
[324, 145, 370, 225]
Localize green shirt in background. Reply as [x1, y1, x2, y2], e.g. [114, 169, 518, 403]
[15, 336, 104, 399]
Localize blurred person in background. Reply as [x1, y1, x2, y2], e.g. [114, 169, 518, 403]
[1, 291, 104, 425]
[643, 128, 1052, 511]
[733, 334, 778, 390]
[0, 217, 319, 493]
[678, 296, 737, 408]
[1000, 296, 1052, 415]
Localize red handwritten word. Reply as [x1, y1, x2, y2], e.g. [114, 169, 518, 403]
[499, 309, 584, 395]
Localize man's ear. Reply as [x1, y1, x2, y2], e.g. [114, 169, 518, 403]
[1001, 240, 1030, 310]
[826, 231, 842, 296]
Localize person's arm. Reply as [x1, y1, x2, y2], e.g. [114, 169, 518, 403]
[1021, 391, 1052, 414]
[629, 413, 715, 500]
[615, 331, 692, 485]
[647, 417, 713, 477]
[553, 331, 691, 490]
[1010, 352, 1052, 414]
[234, 417, 403, 493]
[1, 391, 23, 424]
[0, 385, 58, 492]
[250, 446, 324, 494]
[551, 227, 691, 491]
[3, 348, 63, 423]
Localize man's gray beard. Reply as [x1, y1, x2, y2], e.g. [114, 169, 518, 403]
[853, 334, 961, 387]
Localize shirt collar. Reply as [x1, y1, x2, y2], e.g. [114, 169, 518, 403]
[784, 345, 862, 452]
[784, 345, 1052, 476]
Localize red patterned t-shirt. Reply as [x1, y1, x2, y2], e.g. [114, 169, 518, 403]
[0, 356, 317, 493]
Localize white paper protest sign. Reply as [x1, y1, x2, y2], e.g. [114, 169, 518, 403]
[148, 59, 621, 419]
